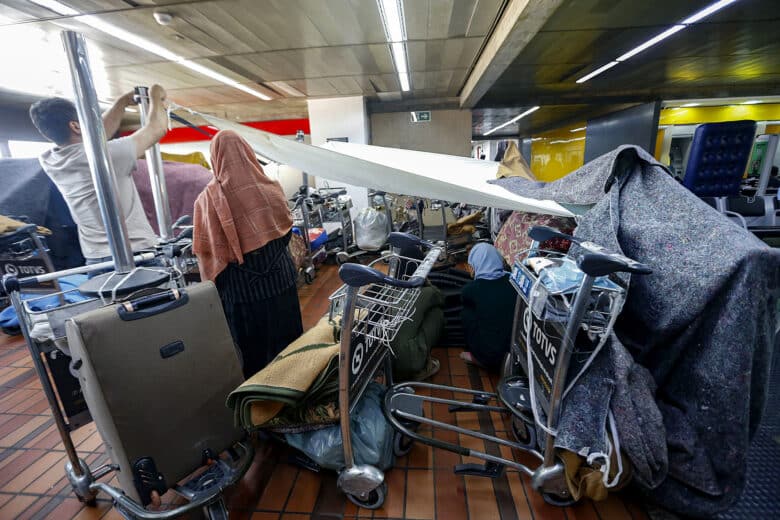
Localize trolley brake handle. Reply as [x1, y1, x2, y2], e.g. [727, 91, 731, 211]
[338, 263, 425, 289]
[528, 225, 652, 276]
[527, 225, 576, 245]
[578, 252, 652, 277]
[0, 274, 19, 296]
[387, 231, 435, 250]
[172, 214, 192, 228]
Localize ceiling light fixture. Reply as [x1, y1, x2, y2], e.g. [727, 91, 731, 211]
[378, 0, 411, 92]
[549, 137, 585, 144]
[614, 25, 685, 62]
[741, 100, 762, 104]
[681, 102, 701, 107]
[411, 111, 418, 122]
[29, 0, 272, 100]
[576, 61, 619, 84]
[576, 0, 740, 83]
[681, 0, 739, 24]
[569, 126, 586, 132]
[483, 106, 540, 136]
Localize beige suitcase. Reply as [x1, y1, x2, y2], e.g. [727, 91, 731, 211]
[66, 281, 246, 507]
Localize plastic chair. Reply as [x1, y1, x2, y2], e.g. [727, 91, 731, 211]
[681, 120, 756, 227]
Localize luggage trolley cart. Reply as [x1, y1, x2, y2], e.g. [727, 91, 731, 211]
[0, 250, 252, 519]
[0, 221, 61, 311]
[384, 226, 652, 505]
[415, 199, 474, 260]
[290, 186, 329, 283]
[327, 232, 442, 508]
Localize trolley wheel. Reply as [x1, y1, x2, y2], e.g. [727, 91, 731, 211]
[336, 252, 349, 265]
[304, 271, 314, 284]
[393, 431, 414, 457]
[511, 416, 531, 445]
[78, 496, 98, 507]
[346, 482, 386, 510]
[541, 491, 577, 507]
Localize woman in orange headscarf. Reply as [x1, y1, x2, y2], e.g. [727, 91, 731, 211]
[193, 129, 302, 378]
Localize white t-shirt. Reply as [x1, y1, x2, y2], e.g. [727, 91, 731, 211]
[39, 137, 157, 259]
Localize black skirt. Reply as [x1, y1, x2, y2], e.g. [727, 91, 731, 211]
[216, 233, 303, 378]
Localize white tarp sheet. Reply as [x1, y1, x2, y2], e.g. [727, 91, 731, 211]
[198, 112, 573, 217]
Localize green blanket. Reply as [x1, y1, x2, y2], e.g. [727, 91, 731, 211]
[390, 285, 445, 380]
[227, 316, 340, 430]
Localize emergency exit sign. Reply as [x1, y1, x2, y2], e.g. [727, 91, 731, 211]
[411, 110, 431, 123]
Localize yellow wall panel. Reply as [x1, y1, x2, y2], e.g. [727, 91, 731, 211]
[530, 123, 586, 182]
[659, 104, 780, 126]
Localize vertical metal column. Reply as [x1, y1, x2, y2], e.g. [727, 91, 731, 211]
[296, 130, 309, 187]
[134, 86, 173, 241]
[62, 31, 134, 272]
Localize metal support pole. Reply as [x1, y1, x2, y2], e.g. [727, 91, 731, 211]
[296, 130, 309, 187]
[542, 275, 595, 468]
[338, 286, 358, 468]
[61, 31, 134, 272]
[134, 86, 173, 241]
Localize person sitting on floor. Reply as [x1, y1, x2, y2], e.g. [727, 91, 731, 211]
[193, 129, 303, 379]
[460, 243, 516, 371]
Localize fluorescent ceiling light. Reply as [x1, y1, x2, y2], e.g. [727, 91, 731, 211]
[378, 0, 410, 92]
[29, 0, 78, 15]
[484, 106, 540, 136]
[741, 100, 762, 104]
[615, 25, 685, 62]
[549, 137, 585, 144]
[682, 0, 739, 24]
[390, 42, 409, 77]
[378, 0, 406, 42]
[569, 126, 586, 132]
[576, 61, 619, 84]
[575, 0, 741, 83]
[28, 0, 271, 100]
[681, 102, 701, 107]
[398, 72, 410, 92]
[411, 111, 418, 122]
[390, 42, 410, 92]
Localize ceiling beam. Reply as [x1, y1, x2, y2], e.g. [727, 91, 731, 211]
[459, 0, 564, 109]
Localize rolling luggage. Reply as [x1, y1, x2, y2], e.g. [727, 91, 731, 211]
[66, 281, 247, 509]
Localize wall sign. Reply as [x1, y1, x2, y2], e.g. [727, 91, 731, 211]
[411, 111, 431, 123]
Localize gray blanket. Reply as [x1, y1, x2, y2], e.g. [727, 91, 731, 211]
[0, 158, 84, 269]
[493, 146, 780, 517]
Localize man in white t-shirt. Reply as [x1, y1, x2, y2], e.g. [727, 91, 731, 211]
[30, 85, 168, 268]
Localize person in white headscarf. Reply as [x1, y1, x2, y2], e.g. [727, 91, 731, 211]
[460, 243, 516, 370]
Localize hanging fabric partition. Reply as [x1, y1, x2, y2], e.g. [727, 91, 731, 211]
[191, 111, 573, 217]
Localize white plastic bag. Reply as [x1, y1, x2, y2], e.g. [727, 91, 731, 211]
[354, 207, 389, 251]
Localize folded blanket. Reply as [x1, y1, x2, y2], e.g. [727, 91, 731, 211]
[0, 215, 51, 236]
[227, 315, 340, 429]
[447, 211, 482, 236]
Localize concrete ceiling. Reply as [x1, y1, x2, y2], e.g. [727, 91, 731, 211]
[0, 0, 505, 122]
[472, 0, 780, 137]
[1, 0, 776, 140]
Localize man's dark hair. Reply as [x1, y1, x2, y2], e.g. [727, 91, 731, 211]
[29, 97, 78, 146]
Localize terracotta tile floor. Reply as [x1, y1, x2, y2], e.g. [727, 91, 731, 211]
[0, 265, 646, 519]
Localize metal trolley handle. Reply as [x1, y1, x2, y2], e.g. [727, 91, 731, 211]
[528, 226, 652, 276]
[338, 232, 440, 288]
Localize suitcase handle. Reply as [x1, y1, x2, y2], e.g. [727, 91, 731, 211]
[117, 289, 189, 321]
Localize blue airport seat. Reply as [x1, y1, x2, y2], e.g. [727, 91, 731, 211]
[682, 120, 756, 197]
[681, 120, 756, 228]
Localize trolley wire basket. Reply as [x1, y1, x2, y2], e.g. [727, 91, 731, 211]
[328, 254, 428, 346]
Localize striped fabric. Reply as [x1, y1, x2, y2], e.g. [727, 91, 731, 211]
[215, 231, 296, 304]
